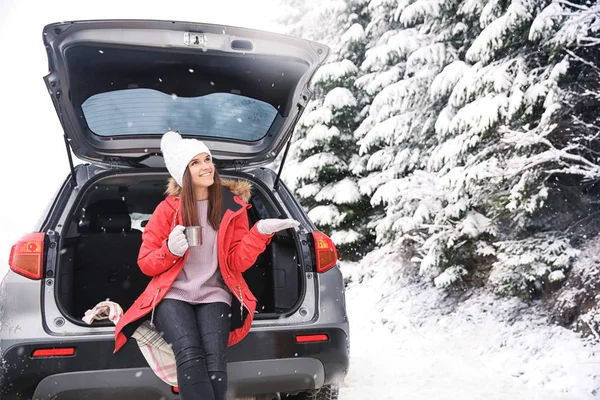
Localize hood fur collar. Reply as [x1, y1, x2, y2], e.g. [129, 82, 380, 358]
[166, 177, 252, 203]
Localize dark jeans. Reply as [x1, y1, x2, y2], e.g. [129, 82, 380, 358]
[154, 299, 231, 400]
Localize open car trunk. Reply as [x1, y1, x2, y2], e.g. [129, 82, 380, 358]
[43, 20, 329, 169]
[56, 171, 303, 325]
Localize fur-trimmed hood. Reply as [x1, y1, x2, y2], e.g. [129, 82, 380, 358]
[166, 177, 252, 203]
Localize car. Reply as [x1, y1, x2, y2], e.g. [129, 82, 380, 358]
[0, 19, 349, 400]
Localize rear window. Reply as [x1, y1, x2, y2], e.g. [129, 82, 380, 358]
[81, 88, 278, 141]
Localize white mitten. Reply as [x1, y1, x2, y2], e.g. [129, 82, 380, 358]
[257, 218, 300, 235]
[167, 225, 189, 256]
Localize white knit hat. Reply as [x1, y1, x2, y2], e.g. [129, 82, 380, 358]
[160, 131, 212, 187]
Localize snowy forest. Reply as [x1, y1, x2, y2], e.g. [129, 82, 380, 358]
[277, 0, 600, 339]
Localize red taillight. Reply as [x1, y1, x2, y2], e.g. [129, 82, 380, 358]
[312, 231, 338, 273]
[32, 347, 75, 358]
[8, 232, 45, 280]
[296, 334, 330, 343]
[173, 386, 179, 393]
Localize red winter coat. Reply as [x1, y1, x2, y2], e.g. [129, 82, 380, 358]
[114, 178, 273, 353]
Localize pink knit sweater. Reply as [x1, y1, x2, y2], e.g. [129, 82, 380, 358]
[164, 200, 232, 305]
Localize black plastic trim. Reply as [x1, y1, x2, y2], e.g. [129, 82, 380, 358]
[38, 169, 77, 232]
[33, 368, 178, 400]
[230, 39, 253, 51]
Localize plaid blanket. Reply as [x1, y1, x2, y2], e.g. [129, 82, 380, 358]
[82, 301, 177, 386]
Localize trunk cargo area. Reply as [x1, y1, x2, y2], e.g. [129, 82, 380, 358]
[55, 171, 303, 325]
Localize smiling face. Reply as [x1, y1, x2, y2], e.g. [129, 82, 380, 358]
[187, 152, 215, 199]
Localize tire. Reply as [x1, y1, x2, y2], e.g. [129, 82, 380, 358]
[294, 385, 339, 400]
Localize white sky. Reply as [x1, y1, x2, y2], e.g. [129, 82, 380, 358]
[0, 0, 284, 268]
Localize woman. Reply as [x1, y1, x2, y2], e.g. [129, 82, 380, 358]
[113, 131, 299, 400]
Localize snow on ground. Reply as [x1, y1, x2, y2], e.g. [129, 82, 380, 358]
[339, 247, 600, 400]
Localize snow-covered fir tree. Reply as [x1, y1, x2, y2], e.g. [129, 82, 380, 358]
[279, 0, 379, 260]
[348, 0, 599, 299]
[281, 0, 600, 302]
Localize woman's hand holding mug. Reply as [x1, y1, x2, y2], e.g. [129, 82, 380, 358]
[168, 225, 189, 256]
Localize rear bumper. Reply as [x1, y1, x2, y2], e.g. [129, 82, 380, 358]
[0, 327, 348, 399]
[31, 359, 323, 400]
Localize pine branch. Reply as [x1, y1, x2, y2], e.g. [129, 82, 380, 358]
[555, 0, 590, 11]
[565, 210, 600, 233]
[564, 49, 600, 73]
[572, 116, 600, 137]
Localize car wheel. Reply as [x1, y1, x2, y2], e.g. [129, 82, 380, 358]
[292, 385, 339, 400]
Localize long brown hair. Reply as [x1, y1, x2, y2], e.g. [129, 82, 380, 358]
[180, 167, 223, 230]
